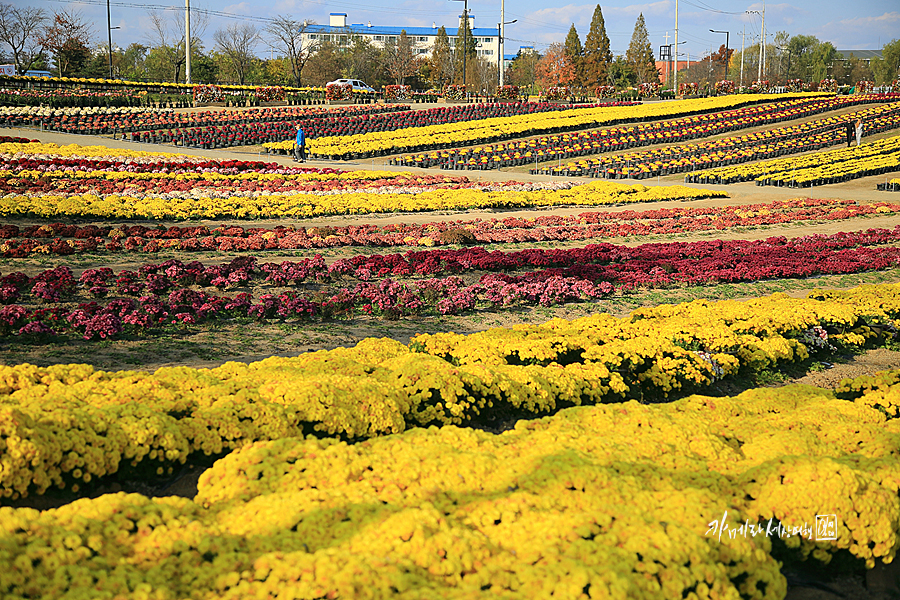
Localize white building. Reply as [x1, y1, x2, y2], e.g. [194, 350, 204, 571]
[303, 13, 502, 67]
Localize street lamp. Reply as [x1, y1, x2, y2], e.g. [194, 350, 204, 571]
[709, 29, 729, 80]
[449, 0, 469, 90]
[498, 19, 516, 88]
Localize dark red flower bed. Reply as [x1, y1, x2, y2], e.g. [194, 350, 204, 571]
[2, 228, 899, 340]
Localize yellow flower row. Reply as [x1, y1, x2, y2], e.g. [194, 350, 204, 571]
[306, 93, 827, 156]
[6, 371, 900, 599]
[691, 133, 900, 184]
[0, 142, 191, 161]
[1, 284, 897, 501]
[0, 181, 726, 220]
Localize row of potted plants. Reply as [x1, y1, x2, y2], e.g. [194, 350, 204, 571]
[0, 87, 143, 108]
[536, 101, 900, 179]
[307, 93, 827, 160]
[391, 94, 890, 170]
[688, 133, 900, 186]
[7, 103, 406, 136]
[126, 102, 608, 150]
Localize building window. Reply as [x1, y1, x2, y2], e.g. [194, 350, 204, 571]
[482, 49, 493, 55]
[388, 36, 396, 42]
[309, 34, 317, 39]
[418, 36, 427, 42]
[374, 35, 383, 41]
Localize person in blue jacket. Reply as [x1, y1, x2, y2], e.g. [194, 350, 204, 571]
[294, 125, 306, 162]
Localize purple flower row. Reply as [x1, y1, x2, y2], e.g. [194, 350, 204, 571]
[0, 275, 613, 340]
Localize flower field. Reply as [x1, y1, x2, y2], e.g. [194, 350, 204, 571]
[390, 94, 898, 171]
[2, 287, 900, 597]
[306, 93, 827, 159]
[536, 98, 900, 179]
[0, 143, 723, 220]
[687, 133, 900, 187]
[3, 225, 900, 340]
[0, 197, 894, 256]
[3, 92, 900, 600]
[1, 284, 899, 497]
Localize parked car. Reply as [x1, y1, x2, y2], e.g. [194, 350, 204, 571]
[326, 79, 376, 93]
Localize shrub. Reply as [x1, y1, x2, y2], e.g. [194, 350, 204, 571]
[438, 228, 476, 245]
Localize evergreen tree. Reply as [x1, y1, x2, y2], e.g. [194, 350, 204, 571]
[625, 13, 658, 84]
[564, 24, 583, 87]
[452, 14, 477, 85]
[583, 5, 612, 86]
[429, 26, 452, 87]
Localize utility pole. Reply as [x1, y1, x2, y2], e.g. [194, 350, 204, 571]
[760, 0, 766, 81]
[740, 25, 745, 87]
[500, 0, 505, 87]
[498, 1, 516, 90]
[674, 0, 679, 93]
[185, 0, 191, 84]
[107, 0, 113, 78]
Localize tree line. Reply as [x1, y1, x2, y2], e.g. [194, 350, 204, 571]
[505, 7, 659, 94]
[0, 3, 896, 92]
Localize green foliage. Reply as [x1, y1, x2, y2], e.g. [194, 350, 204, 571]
[452, 15, 477, 84]
[429, 26, 452, 87]
[55, 38, 90, 77]
[608, 55, 636, 89]
[564, 24, 583, 87]
[582, 4, 612, 86]
[625, 13, 658, 85]
[871, 39, 900, 84]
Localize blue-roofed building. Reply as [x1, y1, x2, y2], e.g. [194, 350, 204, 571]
[302, 13, 502, 68]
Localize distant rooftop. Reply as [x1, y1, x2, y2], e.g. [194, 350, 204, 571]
[307, 23, 498, 36]
[836, 49, 883, 60]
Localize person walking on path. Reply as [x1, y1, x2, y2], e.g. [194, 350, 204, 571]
[855, 118, 864, 147]
[845, 119, 855, 147]
[294, 125, 306, 162]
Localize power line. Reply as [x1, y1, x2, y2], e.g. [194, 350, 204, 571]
[680, 0, 744, 15]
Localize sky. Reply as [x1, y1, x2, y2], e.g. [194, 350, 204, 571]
[15, 0, 900, 62]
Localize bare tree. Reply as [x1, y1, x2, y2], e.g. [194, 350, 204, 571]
[145, 7, 208, 83]
[40, 9, 92, 76]
[383, 30, 419, 85]
[0, 4, 47, 74]
[214, 22, 259, 85]
[265, 15, 317, 87]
